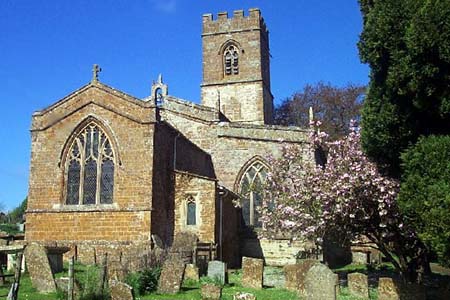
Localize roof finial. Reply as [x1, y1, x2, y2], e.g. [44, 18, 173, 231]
[157, 73, 163, 84]
[92, 64, 102, 82]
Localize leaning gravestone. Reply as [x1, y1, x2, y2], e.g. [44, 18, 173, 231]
[110, 280, 134, 300]
[207, 260, 227, 285]
[284, 259, 320, 295]
[24, 243, 57, 293]
[304, 263, 337, 300]
[348, 272, 369, 299]
[242, 257, 264, 289]
[157, 256, 185, 294]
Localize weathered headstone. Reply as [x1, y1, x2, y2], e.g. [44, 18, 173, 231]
[201, 284, 222, 300]
[110, 280, 134, 300]
[108, 258, 127, 282]
[233, 292, 257, 300]
[171, 231, 198, 262]
[157, 256, 185, 294]
[284, 259, 320, 295]
[241, 257, 264, 289]
[207, 260, 227, 285]
[348, 272, 369, 299]
[263, 266, 285, 288]
[184, 263, 199, 282]
[304, 263, 337, 300]
[24, 243, 57, 293]
[378, 277, 425, 300]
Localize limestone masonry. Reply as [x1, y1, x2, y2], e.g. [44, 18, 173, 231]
[26, 8, 313, 267]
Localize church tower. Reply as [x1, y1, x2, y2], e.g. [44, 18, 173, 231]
[201, 9, 273, 124]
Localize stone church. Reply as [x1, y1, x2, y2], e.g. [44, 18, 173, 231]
[25, 9, 313, 267]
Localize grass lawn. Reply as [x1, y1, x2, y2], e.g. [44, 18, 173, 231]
[0, 275, 60, 300]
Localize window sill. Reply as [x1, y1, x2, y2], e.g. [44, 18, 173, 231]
[50, 203, 119, 212]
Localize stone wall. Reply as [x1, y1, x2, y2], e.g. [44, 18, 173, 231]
[173, 171, 217, 243]
[201, 9, 272, 124]
[26, 82, 156, 256]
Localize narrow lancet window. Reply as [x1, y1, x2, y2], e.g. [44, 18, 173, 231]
[65, 122, 115, 205]
[186, 195, 196, 226]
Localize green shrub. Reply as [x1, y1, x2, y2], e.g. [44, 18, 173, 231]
[125, 267, 161, 296]
[76, 264, 109, 300]
[399, 135, 450, 266]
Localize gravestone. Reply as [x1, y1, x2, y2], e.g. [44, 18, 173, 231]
[241, 257, 264, 289]
[234, 292, 257, 300]
[304, 263, 337, 300]
[284, 259, 320, 295]
[378, 277, 425, 300]
[110, 280, 134, 300]
[24, 243, 57, 293]
[201, 284, 222, 300]
[207, 260, 227, 285]
[108, 258, 127, 282]
[171, 231, 198, 262]
[263, 266, 285, 288]
[184, 263, 199, 282]
[157, 256, 185, 294]
[348, 272, 369, 299]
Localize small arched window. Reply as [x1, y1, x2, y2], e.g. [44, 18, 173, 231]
[65, 122, 115, 205]
[224, 44, 239, 76]
[186, 195, 196, 226]
[238, 161, 268, 227]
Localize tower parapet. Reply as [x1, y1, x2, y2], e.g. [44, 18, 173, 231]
[202, 9, 268, 36]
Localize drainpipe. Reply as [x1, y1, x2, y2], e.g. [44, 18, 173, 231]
[218, 186, 228, 261]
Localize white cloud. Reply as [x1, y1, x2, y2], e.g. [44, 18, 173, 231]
[150, 0, 177, 13]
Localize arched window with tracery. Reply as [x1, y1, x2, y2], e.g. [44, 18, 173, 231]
[65, 122, 115, 205]
[224, 44, 239, 76]
[238, 160, 268, 227]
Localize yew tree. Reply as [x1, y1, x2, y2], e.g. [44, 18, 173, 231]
[358, 0, 450, 174]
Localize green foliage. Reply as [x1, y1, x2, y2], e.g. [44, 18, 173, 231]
[399, 135, 450, 266]
[125, 267, 161, 296]
[0, 223, 20, 235]
[7, 197, 27, 224]
[199, 275, 225, 288]
[358, 0, 450, 174]
[76, 264, 109, 300]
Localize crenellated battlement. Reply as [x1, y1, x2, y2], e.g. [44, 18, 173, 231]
[202, 8, 267, 35]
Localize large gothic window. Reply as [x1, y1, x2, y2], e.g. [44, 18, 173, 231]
[65, 122, 115, 205]
[224, 44, 239, 76]
[238, 161, 268, 227]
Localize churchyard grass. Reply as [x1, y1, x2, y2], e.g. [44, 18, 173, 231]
[0, 274, 59, 300]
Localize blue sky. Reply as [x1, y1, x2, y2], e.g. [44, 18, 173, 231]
[0, 0, 368, 211]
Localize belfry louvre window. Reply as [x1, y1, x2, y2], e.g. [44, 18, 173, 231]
[224, 45, 239, 75]
[65, 122, 115, 205]
[238, 161, 268, 227]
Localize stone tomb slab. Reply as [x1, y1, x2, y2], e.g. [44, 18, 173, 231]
[304, 263, 337, 300]
[348, 272, 369, 299]
[207, 260, 227, 285]
[24, 243, 57, 293]
[284, 259, 320, 295]
[241, 257, 264, 289]
[157, 256, 185, 294]
[110, 280, 134, 300]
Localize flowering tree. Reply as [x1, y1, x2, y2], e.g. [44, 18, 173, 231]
[261, 121, 429, 282]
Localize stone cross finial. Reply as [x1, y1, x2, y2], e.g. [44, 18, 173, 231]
[92, 64, 102, 82]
